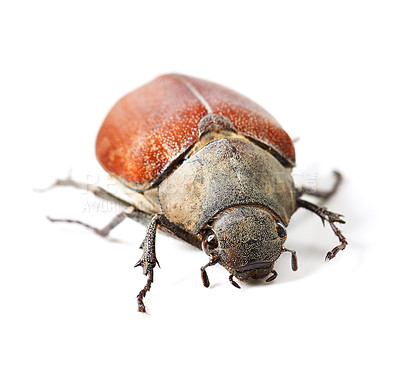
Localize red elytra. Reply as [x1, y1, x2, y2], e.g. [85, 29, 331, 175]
[95, 74, 295, 190]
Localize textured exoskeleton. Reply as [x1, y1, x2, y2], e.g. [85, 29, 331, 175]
[48, 74, 347, 312]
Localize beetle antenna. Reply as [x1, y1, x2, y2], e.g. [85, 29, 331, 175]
[229, 274, 241, 289]
[265, 270, 278, 282]
[200, 256, 220, 288]
[282, 247, 298, 271]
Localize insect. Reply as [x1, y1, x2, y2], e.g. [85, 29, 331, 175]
[48, 74, 347, 313]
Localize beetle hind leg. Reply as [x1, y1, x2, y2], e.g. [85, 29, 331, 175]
[37, 177, 131, 206]
[297, 199, 348, 260]
[43, 176, 156, 235]
[47, 207, 134, 237]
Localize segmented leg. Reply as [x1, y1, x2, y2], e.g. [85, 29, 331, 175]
[43, 176, 203, 313]
[43, 177, 152, 232]
[297, 171, 343, 201]
[42, 177, 201, 247]
[47, 206, 136, 237]
[38, 177, 131, 206]
[297, 199, 347, 261]
[134, 215, 161, 313]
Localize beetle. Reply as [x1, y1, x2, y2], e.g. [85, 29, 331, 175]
[48, 74, 347, 313]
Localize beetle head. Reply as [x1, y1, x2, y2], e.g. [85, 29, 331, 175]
[201, 205, 288, 281]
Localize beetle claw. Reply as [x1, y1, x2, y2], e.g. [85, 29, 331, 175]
[298, 199, 348, 262]
[325, 228, 348, 261]
[325, 252, 335, 262]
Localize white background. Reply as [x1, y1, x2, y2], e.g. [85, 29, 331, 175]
[1, 1, 399, 383]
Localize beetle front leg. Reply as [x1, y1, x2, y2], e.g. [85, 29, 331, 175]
[134, 214, 162, 313]
[297, 199, 347, 261]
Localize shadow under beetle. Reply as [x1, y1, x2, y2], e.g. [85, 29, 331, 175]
[47, 74, 347, 313]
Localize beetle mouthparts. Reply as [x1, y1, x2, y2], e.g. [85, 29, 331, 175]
[235, 261, 272, 272]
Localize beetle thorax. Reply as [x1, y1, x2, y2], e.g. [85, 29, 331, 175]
[158, 134, 296, 235]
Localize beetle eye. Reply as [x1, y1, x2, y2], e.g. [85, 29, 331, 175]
[202, 230, 219, 255]
[276, 222, 287, 238]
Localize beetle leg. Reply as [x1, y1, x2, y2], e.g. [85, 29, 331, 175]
[37, 177, 131, 206]
[43, 177, 203, 248]
[200, 256, 220, 288]
[47, 206, 136, 237]
[43, 177, 154, 233]
[297, 199, 348, 260]
[296, 171, 343, 202]
[134, 214, 162, 313]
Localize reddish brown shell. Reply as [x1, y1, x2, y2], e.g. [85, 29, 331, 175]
[96, 74, 295, 190]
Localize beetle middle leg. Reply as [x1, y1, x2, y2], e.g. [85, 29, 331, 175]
[297, 170, 343, 201]
[297, 199, 347, 260]
[43, 177, 202, 247]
